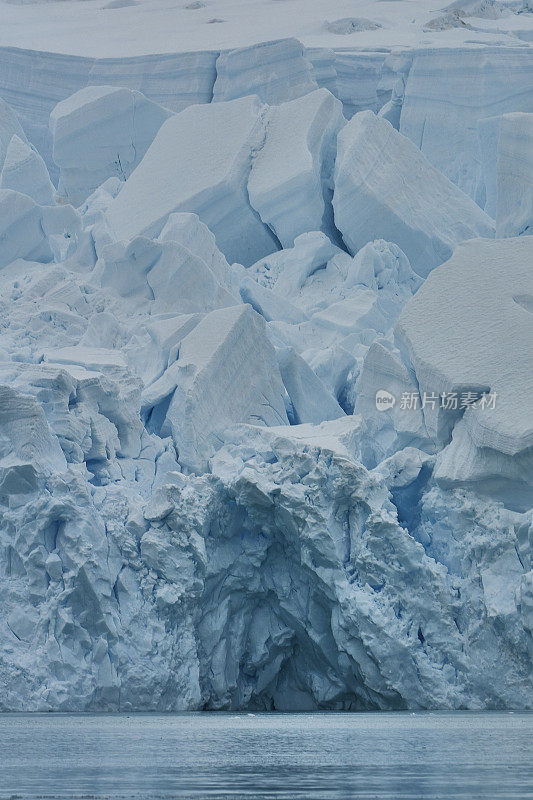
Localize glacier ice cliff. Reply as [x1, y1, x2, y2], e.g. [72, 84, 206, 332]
[399, 46, 533, 202]
[50, 86, 172, 207]
[332, 110, 494, 276]
[0, 39, 532, 712]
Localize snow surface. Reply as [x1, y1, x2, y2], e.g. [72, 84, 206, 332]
[0, 0, 532, 712]
[1, 0, 533, 57]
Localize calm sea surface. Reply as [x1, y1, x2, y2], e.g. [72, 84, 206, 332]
[0, 712, 531, 800]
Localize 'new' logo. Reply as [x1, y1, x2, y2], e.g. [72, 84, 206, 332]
[375, 390, 396, 411]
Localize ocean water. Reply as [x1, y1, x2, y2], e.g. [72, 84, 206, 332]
[0, 711, 531, 800]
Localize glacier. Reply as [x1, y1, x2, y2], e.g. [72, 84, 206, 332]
[50, 86, 172, 206]
[0, 7, 532, 713]
[332, 110, 494, 276]
[495, 113, 533, 237]
[0, 134, 55, 205]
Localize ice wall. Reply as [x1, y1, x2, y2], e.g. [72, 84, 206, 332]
[0, 46, 218, 181]
[0, 42, 390, 184]
[3, 41, 532, 203]
[0, 37, 532, 713]
[399, 46, 533, 202]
